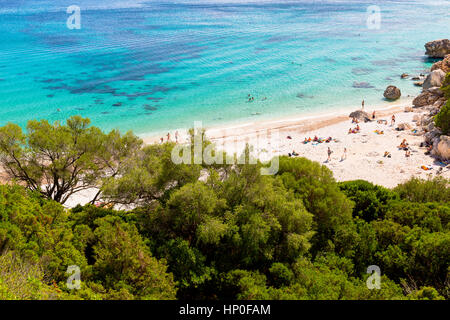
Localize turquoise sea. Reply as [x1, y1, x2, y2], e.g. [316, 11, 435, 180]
[0, 0, 449, 136]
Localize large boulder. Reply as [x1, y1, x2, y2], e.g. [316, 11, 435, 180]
[412, 87, 444, 107]
[349, 110, 371, 122]
[432, 136, 450, 160]
[423, 69, 446, 90]
[425, 39, 450, 58]
[383, 85, 401, 100]
[431, 54, 450, 73]
[433, 97, 447, 109]
[425, 129, 441, 144]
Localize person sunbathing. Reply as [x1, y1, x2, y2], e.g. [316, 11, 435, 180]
[303, 138, 309, 144]
[405, 150, 411, 157]
[325, 137, 332, 143]
[313, 135, 319, 141]
[348, 128, 353, 134]
[398, 139, 408, 149]
[292, 150, 299, 156]
[384, 151, 391, 158]
[356, 125, 360, 131]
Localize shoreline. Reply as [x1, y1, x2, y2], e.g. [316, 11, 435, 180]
[141, 97, 414, 145]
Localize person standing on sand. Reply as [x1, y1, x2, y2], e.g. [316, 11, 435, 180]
[167, 132, 171, 142]
[327, 147, 333, 162]
[175, 131, 179, 144]
[341, 148, 347, 161]
[362, 100, 365, 110]
[372, 111, 376, 120]
[391, 114, 396, 126]
[405, 149, 411, 157]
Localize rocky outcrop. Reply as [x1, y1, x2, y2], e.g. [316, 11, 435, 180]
[412, 87, 444, 107]
[409, 40, 450, 162]
[432, 136, 450, 160]
[404, 106, 413, 112]
[349, 110, 371, 122]
[423, 69, 446, 90]
[425, 39, 450, 58]
[424, 128, 441, 144]
[431, 54, 450, 73]
[383, 85, 401, 100]
[397, 123, 412, 131]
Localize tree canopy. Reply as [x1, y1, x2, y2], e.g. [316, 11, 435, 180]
[0, 116, 142, 204]
[0, 118, 448, 300]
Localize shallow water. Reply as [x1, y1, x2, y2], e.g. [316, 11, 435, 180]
[0, 0, 448, 135]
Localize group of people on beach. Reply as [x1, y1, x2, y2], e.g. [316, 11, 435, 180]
[303, 135, 333, 144]
[398, 139, 411, 157]
[247, 94, 267, 102]
[160, 131, 180, 144]
[327, 147, 347, 162]
[348, 124, 360, 134]
[383, 139, 411, 159]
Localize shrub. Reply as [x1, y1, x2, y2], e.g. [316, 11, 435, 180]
[440, 72, 450, 99]
[394, 177, 449, 203]
[435, 99, 450, 135]
[339, 180, 399, 222]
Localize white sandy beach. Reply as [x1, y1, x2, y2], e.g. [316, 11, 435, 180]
[147, 98, 449, 189]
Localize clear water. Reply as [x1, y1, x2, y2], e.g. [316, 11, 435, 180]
[0, 0, 449, 136]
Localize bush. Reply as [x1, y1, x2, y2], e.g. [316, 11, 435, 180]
[0, 251, 65, 300]
[339, 180, 399, 222]
[441, 72, 450, 99]
[394, 177, 449, 203]
[276, 156, 355, 256]
[435, 99, 450, 135]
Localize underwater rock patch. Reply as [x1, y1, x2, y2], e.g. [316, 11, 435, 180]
[352, 82, 375, 89]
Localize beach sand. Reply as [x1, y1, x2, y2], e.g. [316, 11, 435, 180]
[145, 99, 449, 189]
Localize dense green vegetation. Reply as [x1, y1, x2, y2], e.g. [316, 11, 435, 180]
[435, 100, 450, 135]
[435, 72, 450, 134]
[0, 118, 448, 300]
